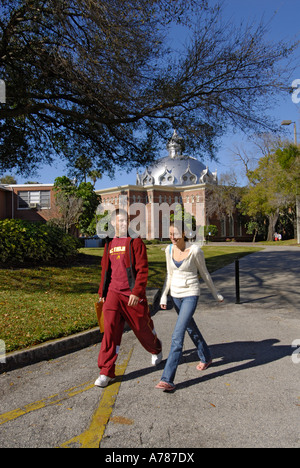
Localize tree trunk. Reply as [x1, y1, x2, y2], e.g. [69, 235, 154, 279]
[267, 209, 280, 241]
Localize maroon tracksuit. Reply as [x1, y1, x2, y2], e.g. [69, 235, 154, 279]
[98, 237, 162, 378]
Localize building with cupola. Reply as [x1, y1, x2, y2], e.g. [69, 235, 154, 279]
[96, 131, 251, 241]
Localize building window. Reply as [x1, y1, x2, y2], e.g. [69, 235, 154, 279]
[238, 220, 243, 237]
[40, 191, 51, 209]
[229, 216, 234, 237]
[221, 217, 227, 237]
[18, 191, 51, 210]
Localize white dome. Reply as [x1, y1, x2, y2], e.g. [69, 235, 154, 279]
[137, 131, 217, 187]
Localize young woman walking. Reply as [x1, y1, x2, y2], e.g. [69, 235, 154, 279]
[156, 222, 223, 392]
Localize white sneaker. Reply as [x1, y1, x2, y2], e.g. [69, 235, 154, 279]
[152, 351, 163, 366]
[94, 375, 112, 388]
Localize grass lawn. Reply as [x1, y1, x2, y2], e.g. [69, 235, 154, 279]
[0, 244, 262, 353]
[257, 239, 299, 247]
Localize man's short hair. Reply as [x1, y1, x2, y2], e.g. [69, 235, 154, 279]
[110, 208, 129, 223]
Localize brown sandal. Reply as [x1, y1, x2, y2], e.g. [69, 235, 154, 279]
[155, 381, 176, 392]
[196, 360, 212, 371]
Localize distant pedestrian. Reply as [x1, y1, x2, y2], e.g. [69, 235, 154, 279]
[95, 208, 162, 388]
[156, 222, 223, 392]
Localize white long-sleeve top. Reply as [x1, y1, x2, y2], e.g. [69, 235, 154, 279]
[160, 244, 222, 305]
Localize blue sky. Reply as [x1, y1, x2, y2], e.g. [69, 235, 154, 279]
[9, 0, 300, 188]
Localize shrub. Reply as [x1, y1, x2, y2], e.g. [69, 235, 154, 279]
[204, 225, 218, 239]
[0, 219, 79, 265]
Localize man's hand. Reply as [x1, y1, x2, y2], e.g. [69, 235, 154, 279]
[128, 294, 140, 307]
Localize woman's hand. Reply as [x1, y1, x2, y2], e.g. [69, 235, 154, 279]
[160, 304, 167, 310]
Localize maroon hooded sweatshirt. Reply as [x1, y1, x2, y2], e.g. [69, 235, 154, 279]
[98, 237, 148, 300]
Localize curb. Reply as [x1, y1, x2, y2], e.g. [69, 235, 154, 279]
[0, 289, 161, 374]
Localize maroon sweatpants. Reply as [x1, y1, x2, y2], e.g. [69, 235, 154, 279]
[98, 290, 162, 378]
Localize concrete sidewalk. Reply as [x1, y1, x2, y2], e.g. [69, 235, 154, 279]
[0, 245, 299, 448]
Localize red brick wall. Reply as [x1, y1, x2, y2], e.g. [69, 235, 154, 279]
[11, 185, 59, 223]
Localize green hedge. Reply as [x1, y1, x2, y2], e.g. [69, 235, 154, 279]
[0, 219, 79, 264]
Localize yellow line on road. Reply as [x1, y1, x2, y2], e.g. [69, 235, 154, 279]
[0, 381, 95, 426]
[60, 347, 133, 449]
[0, 347, 133, 448]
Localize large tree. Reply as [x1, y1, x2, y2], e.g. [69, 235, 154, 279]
[0, 0, 297, 176]
[53, 176, 100, 234]
[276, 143, 300, 241]
[205, 172, 243, 223]
[240, 146, 297, 241]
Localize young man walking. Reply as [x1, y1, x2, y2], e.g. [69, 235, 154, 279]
[95, 208, 162, 388]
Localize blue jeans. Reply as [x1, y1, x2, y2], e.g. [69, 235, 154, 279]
[161, 296, 211, 385]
